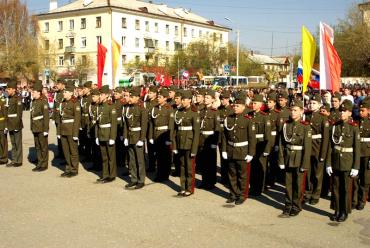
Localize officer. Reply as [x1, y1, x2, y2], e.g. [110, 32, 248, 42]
[329, 92, 341, 123]
[53, 79, 65, 158]
[80, 81, 92, 160]
[173, 90, 200, 197]
[304, 94, 330, 205]
[249, 94, 271, 196]
[96, 85, 117, 183]
[0, 92, 7, 165]
[30, 81, 49, 172]
[221, 93, 256, 205]
[59, 83, 81, 177]
[197, 89, 220, 190]
[124, 87, 148, 190]
[5, 81, 23, 167]
[145, 86, 158, 172]
[87, 88, 101, 171]
[352, 99, 370, 210]
[113, 87, 125, 169]
[148, 88, 174, 182]
[326, 100, 360, 222]
[278, 99, 312, 217]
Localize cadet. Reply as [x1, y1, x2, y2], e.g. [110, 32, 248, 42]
[53, 79, 65, 158]
[80, 81, 92, 160]
[148, 88, 174, 182]
[278, 99, 312, 217]
[0, 93, 7, 165]
[173, 90, 200, 197]
[277, 91, 291, 129]
[167, 86, 177, 108]
[304, 94, 330, 205]
[329, 92, 341, 123]
[96, 85, 117, 183]
[59, 83, 81, 177]
[195, 89, 206, 112]
[124, 87, 148, 189]
[5, 81, 23, 167]
[145, 86, 158, 172]
[221, 93, 256, 205]
[171, 89, 183, 177]
[87, 89, 102, 171]
[197, 89, 220, 190]
[113, 87, 125, 169]
[249, 94, 271, 196]
[352, 99, 370, 210]
[326, 100, 360, 222]
[30, 81, 49, 172]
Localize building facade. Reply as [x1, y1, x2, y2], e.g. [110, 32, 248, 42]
[359, 1, 370, 25]
[37, 0, 230, 87]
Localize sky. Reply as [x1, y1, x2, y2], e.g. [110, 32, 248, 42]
[25, 0, 362, 56]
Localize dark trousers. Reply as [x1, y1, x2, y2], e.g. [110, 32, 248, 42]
[147, 142, 156, 170]
[285, 167, 305, 211]
[79, 127, 91, 158]
[353, 157, 370, 206]
[33, 132, 48, 168]
[9, 130, 22, 164]
[179, 149, 196, 192]
[100, 141, 117, 179]
[115, 136, 124, 167]
[55, 123, 64, 157]
[155, 138, 172, 180]
[266, 147, 280, 187]
[198, 144, 217, 187]
[61, 135, 79, 173]
[0, 131, 8, 163]
[250, 142, 268, 195]
[128, 145, 146, 184]
[332, 170, 352, 214]
[220, 156, 229, 186]
[228, 160, 250, 200]
[305, 156, 325, 201]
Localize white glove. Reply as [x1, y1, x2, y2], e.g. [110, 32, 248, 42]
[149, 139, 154, 144]
[72, 137, 78, 141]
[57, 135, 61, 139]
[4, 128, 8, 134]
[109, 139, 115, 145]
[95, 138, 99, 146]
[279, 164, 285, 170]
[211, 144, 217, 149]
[173, 150, 178, 154]
[14, 130, 18, 132]
[222, 152, 228, 160]
[190, 153, 196, 158]
[79, 128, 83, 130]
[326, 166, 333, 176]
[263, 152, 269, 157]
[165, 141, 172, 145]
[245, 155, 253, 163]
[274, 146, 279, 152]
[124, 139, 128, 146]
[136, 140, 144, 147]
[120, 136, 124, 141]
[43, 132, 48, 137]
[350, 169, 359, 177]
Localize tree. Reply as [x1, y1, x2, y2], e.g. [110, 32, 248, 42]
[0, 0, 39, 80]
[74, 55, 94, 84]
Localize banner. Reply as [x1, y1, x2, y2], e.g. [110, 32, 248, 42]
[97, 42, 107, 89]
[302, 26, 316, 93]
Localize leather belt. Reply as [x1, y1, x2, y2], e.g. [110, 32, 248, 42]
[82, 114, 89, 117]
[178, 126, 192, 131]
[256, 134, 264, 138]
[62, 119, 74, 123]
[286, 145, 303, 151]
[202, 131, 214, 135]
[156, 126, 168, 131]
[312, 134, 322, 139]
[32, 116, 43, 120]
[129, 127, 141, 131]
[334, 146, 353, 152]
[360, 137, 370, 142]
[117, 117, 122, 121]
[99, 123, 111, 128]
[271, 131, 277, 136]
[8, 114, 17, 118]
[228, 141, 249, 147]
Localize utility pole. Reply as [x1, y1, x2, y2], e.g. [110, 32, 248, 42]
[236, 29, 240, 86]
[270, 32, 274, 57]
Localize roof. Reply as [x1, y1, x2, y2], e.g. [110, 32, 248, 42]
[248, 54, 281, 65]
[38, 0, 230, 30]
[359, 1, 370, 9]
[272, 56, 290, 64]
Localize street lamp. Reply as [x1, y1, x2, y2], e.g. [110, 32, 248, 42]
[225, 17, 240, 86]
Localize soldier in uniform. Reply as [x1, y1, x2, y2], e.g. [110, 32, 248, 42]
[87, 89, 102, 171]
[124, 87, 148, 189]
[145, 86, 158, 172]
[197, 89, 220, 190]
[167, 85, 177, 108]
[278, 99, 312, 217]
[221, 93, 256, 205]
[148, 88, 174, 182]
[249, 94, 271, 196]
[30, 81, 49, 171]
[0, 92, 7, 165]
[79, 81, 92, 160]
[113, 87, 125, 169]
[173, 90, 200, 197]
[326, 100, 360, 222]
[277, 91, 291, 127]
[96, 85, 117, 183]
[5, 81, 23, 167]
[352, 99, 370, 210]
[195, 89, 206, 112]
[53, 79, 65, 158]
[59, 83, 81, 177]
[304, 94, 330, 205]
[171, 90, 183, 177]
[329, 92, 341, 123]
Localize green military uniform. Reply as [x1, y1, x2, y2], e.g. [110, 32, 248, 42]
[326, 100, 360, 222]
[145, 86, 159, 172]
[53, 81, 65, 157]
[148, 88, 174, 181]
[80, 82, 92, 159]
[173, 90, 200, 196]
[124, 87, 148, 189]
[304, 94, 330, 204]
[221, 93, 256, 204]
[113, 88, 125, 168]
[0, 97, 7, 164]
[58, 84, 81, 177]
[30, 82, 49, 171]
[278, 100, 312, 216]
[87, 89, 101, 171]
[329, 92, 341, 123]
[96, 85, 117, 182]
[6, 81, 23, 167]
[170, 90, 183, 177]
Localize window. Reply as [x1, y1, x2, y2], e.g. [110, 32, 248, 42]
[144, 39, 154, 48]
[58, 39, 63, 49]
[154, 22, 158, 33]
[184, 27, 187, 37]
[81, 18, 86, 29]
[166, 24, 169, 34]
[145, 21, 149, 32]
[154, 56, 159, 66]
[70, 55, 75, 66]
[58, 21, 63, 31]
[96, 16, 101, 28]
[121, 36, 126, 47]
[70, 38, 74, 47]
[122, 18, 127, 28]
[96, 36, 102, 44]
[154, 40, 158, 48]
[191, 29, 195, 37]
[174, 42, 182, 51]
[69, 19, 74, 30]
[81, 55, 87, 65]
[166, 41, 169, 51]
[81, 37, 86, 47]
[122, 55, 127, 64]
[135, 38, 139, 48]
[135, 55, 140, 64]
[58, 56, 64, 66]
[44, 22, 49, 32]
[44, 58, 50, 66]
[44, 40, 49, 50]
[199, 30, 202, 37]
[135, 20, 140, 30]
[175, 26, 178, 36]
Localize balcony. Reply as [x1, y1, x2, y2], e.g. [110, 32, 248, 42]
[65, 46, 75, 53]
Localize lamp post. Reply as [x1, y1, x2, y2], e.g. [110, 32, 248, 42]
[225, 17, 240, 86]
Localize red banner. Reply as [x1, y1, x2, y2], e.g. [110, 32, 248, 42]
[97, 43, 107, 89]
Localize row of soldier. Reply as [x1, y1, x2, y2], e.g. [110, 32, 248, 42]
[2, 79, 369, 223]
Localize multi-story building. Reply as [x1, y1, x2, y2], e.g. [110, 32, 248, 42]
[37, 0, 230, 87]
[359, 1, 370, 25]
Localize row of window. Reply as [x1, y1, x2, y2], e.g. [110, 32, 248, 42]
[44, 17, 100, 32]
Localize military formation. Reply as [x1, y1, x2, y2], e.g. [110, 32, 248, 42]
[1, 78, 370, 223]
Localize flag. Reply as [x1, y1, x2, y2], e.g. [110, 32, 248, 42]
[111, 39, 121, 88]
[297, 59, 303, 84]
[302, 26, 316, 93]
[97, 42, 107, 89]
[319, 22, 341, 92]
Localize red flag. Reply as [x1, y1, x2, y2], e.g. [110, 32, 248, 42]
[97, 43, 107, 89]
[324, 33, 342, 93]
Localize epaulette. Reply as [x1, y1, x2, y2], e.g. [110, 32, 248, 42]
[107, 100, 113, 105]
[119, 99, 126, 104]
[164, 103, 171, 109]
[304, 110, 312, 114]
[71, 97, 77, 103]
[349, 120, 358, 126]
[328, 119, 336, 125]
[319, 112, 327, 116]
[260, 111, 268, 116]
[138, 102, 144, 108]
[191, 105, 198, 112]
[300, 120, 309, 125]
[211, 107, 218, 111]
[244, 114, 252, 119]
[274, 109, 281, 113]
